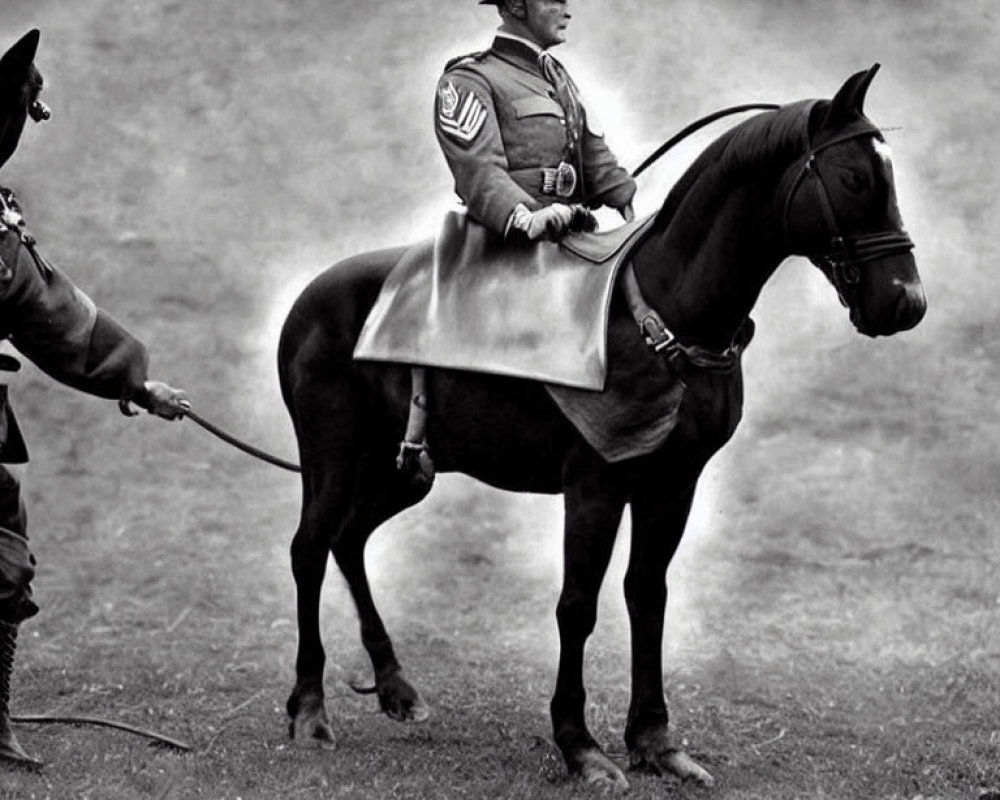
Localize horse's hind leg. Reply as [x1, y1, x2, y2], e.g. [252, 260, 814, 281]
[287, 468, 350, 746]
[286, 369, 370, 746]
[332, 458, 430, 722]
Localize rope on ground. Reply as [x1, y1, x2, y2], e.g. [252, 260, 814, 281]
[11, 714, 192, 752]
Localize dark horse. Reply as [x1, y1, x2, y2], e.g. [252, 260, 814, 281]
[278, 66, 926, 790]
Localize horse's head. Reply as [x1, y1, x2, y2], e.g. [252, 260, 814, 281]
[782, 65, 926, 337]
[0, 30, 50, 171]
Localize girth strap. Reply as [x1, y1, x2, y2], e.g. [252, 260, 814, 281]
[621, 263, 751, 371]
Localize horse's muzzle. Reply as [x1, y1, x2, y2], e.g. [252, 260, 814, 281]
[854, 278, 927, 337]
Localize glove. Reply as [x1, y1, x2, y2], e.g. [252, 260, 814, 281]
[509, 203, 575, 241]
[120, 380, 190, 420]
[144, 380, 190, 420]
[569, 205, 599, 233]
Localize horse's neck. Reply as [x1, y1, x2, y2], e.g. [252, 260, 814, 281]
[634, 172, 787, 350]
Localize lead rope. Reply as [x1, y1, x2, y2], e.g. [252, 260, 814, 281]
[1, 620, 191, 753]
[181, 408, 300, 473]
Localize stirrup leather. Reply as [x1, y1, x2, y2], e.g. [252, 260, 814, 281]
[397, 369, 435, 487]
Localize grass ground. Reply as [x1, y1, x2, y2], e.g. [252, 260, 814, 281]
[2, 0, 999, 798]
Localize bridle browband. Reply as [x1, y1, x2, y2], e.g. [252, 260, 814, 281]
[781, 120, 914, 304]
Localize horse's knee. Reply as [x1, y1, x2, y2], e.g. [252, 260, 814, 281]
[623, 573, 667, 611]
[290, 529, 329, 576]
[555, 593, 598, 640]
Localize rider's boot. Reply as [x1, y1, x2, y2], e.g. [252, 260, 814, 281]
[397, 368, 435, 489]
[0, 620, 41, 767]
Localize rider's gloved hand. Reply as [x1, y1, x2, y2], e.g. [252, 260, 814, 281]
[508, 203, 576, 241]
[569, 205, 599, 233]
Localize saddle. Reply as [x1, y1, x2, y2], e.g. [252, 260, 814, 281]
[354, 210, 655, 390]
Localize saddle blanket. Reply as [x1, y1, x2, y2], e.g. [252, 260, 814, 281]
[354, 210, 654, 390]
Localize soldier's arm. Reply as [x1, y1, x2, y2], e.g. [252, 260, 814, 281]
[434, 70, 537, 234]
[2, 242, 153, 408]
[571, 84, 636, 213]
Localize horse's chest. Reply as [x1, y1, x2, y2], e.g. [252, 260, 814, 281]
[673, 369, 745, 454]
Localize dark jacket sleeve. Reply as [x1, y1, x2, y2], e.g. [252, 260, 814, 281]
[1, 240, 149, 403]
[435, 70, 538, 234]
[571, 76, 637, 211]
[582, 128, 637, 211]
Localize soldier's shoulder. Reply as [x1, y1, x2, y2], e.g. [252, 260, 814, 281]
[443, 49, 492, 73]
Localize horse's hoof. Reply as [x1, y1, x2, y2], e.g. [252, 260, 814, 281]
[630, 747, 714, 787]
[289, 714, 335, 748]
[379, 671, 429, 723]
[577, 747, 630, 793]
[385, 696, 430, 723]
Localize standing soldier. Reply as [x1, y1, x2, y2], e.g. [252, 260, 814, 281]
[0, 29, 188, 766]
[434, 0, 637, 240]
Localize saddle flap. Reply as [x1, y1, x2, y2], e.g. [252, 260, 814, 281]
[355, 211, 649, 389]
[559, 215, 656, 264]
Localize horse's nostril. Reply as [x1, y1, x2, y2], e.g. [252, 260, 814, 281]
[896, 286, 927, 331]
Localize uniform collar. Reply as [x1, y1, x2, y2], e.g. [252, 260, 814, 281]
[491, 33, 548, 75]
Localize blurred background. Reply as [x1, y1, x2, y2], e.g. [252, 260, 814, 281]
[1, 1, 998, 797]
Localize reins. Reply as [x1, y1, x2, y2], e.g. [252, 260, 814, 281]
[631, 103, 780, 178]
[621, 102, 782, 371]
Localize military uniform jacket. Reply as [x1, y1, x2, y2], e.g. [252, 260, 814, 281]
[0, 191, 150, 463]
[435, 34, 636, 234]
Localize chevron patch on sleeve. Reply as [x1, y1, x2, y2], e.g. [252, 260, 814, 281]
[437, 80, 487, 144]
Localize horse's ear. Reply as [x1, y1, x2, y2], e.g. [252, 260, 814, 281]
[823, 63, 881, 128]
[0, 30, 40, 87]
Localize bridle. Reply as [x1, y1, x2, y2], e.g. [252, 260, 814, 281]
[782, 121, 914, 306]
[625, 106, 915, 371]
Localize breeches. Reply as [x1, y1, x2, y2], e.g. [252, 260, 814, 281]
[0, 466, 37, 624]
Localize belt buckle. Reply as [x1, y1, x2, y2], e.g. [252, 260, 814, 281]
[554, 161, 577, 198]
[541, 161, 578, 199]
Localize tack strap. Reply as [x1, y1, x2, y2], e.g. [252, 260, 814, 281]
[621, 263, 749, 371]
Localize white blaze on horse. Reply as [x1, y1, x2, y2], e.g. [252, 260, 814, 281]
[277, 65, 925, 790]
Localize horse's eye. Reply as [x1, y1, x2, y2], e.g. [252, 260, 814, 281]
[842, 169, 869, 194]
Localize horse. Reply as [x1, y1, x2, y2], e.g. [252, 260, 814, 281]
[277, 65, 926, 790]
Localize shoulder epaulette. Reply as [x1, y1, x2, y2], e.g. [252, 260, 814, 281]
[443, 50, 491, 72]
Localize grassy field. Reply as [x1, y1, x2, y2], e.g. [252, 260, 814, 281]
[2, 0, 999, 798]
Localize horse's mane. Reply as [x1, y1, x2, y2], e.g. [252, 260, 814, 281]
[652, 100, 820, 232]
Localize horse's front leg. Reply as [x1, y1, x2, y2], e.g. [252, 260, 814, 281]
[552, 446, 629, 791]
[624, 482, 714, 787]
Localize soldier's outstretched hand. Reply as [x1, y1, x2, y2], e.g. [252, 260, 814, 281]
[142, 380, 190, 420]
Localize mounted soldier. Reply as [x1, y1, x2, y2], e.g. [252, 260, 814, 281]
[0, 30, 188, 766]
[383, 0, 640, 481]
[435, 0, 636, 238]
